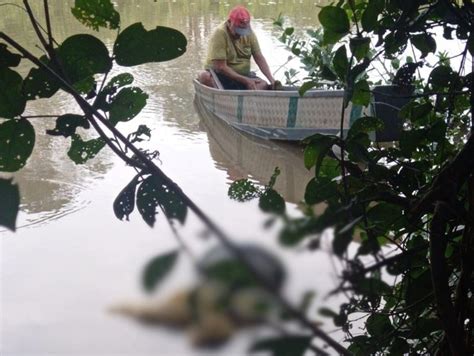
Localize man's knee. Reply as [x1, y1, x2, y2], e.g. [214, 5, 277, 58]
[197, 70, 215, 88]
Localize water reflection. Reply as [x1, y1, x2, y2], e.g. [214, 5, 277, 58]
[196, 98, 313, 203]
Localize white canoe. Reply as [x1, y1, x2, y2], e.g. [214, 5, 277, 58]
[193, 79, 351, 141]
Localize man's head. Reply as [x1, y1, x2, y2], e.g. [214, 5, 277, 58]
[228, 6, 251, 37]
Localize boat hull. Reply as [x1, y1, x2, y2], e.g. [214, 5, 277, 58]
[193, 79, 350, 141]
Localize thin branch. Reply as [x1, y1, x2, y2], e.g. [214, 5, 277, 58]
[43, 0, 53, 47]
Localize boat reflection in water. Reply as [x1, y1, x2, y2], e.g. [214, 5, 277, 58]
[195, 98, 313, 204]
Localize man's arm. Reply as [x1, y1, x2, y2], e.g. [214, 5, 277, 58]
[212, 60, 258, 90]
[253, 51, 275, 87]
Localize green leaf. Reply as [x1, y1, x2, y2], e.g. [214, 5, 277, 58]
[367, 203, 405, 235]
[348, 116, 384, 138]
[429, 66, 454, 87]
[249, 335, 312, 356]
[0, 68, 26, 118]
[389, 338, 409, 355]
[200, 244, 285, 290]
[71, 0, 120, 31]
[366, 313, 394, 339]
[109, 87, 148, 124]
[333, 228, 353, 256]
[113, 175, 139, 221]
[319, 6, 350, 35]
[361, 0, 383, 32]
[58, 34, 112, 83]
[411, 33, 436, 58]
[319, 6, 350, 45]
[399, 129, 426, 156]
[350, 37, 371, 61]
[305, 178, 338, 204]
[228, 179, 261, 202]
[259, 188, 285, 215]
[319, 307, 338, 318]
[279, 217, 320, 246]
[136, 175, 188, 227]
[72, 76, 95, 94]
[22, 56, 61, 100]
[303, 134, 338, 175]
[320, 65, 338, 81]
[67, 134, 106, 164]
[105, 73, 134, 90]
[298, 81, 316, 96]
[0, 178, 20, 231]
[468, 34, 474, 56]
[46, 114, 90, 137]
[0, 43, 21, 68]
[114, 23, 187, 66]
[0, 119, 35, 172]
[333, 45, 349, 81]
[204, 258, 258, 289]
[351, 80, 370, 106]
[142, 250, 178, 292]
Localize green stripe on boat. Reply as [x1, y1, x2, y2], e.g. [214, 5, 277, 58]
[287, 97, 298, 127]
[237, 96, 243, 123]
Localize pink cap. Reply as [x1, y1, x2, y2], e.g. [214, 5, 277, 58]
[228, 6, 251, 36]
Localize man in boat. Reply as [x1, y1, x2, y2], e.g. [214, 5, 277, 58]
[197, 5, 276, 90]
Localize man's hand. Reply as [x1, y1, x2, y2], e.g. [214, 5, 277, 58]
[245, 78, 259, 90]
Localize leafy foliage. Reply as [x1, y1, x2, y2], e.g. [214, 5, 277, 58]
[262, 1, 474, 354]
[71, 0, 120, 31]
[142, 250, 178, 292]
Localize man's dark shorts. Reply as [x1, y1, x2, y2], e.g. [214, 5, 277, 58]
[209, 70, 258, 90]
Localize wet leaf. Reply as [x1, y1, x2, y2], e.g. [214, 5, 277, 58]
[142, 250, 178, 292]
[67, 134, 106, 164]
[249, 335, 312, 356]
[71, 0, 120, 31]
[0, 178, 20, 231]
[109, 87, 148, 124]
[0, 68, 26, 118]
[0, 119, 35, 172]
[46, 114, 90, 137]
[113, 175, 139, 221]
[114, 23, 187, 66]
